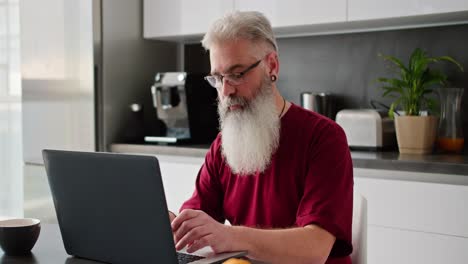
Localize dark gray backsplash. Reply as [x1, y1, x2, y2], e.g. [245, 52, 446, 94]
[276, 25, 468, 109]
[185, 24, 468, 151]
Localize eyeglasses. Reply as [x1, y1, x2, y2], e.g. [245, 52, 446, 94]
[204, 59, 262, 89]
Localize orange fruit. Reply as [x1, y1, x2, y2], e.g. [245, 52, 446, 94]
[222, 258, 251, 264]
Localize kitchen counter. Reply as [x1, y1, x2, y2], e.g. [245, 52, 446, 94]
[110, 143, 209, 158]
[110, 143, 468, 179]
[351, 151, 468, 176]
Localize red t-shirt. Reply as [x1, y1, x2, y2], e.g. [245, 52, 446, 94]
[181, 103, 353, 264]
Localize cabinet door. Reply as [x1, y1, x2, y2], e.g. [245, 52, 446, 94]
[354, 169, 468, 237]
[348, 0, 468, 21]
[144, 0, 234, 38]
[368, 225, 468, 264]
[157, 155, 205, 213]
[235, 0, 346, 27]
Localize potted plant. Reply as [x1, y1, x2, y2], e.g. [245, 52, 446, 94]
[377, 48, 463, 154]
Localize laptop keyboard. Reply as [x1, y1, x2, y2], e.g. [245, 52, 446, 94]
[177, 252, 205, 264]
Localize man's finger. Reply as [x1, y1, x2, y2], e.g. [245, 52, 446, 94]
[174, 218, 205, 242]
[171, 209, 198, 231]
[186, 234, 212, 253]
[175, 225, 210, 251]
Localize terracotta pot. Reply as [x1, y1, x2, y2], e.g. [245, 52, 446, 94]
[394, 116, 439, 154]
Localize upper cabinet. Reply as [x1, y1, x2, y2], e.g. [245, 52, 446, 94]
[144, 0, 468, 40]
[144, 0, 345, 40]
[348, 0, 468, 21]
[235, 0, 346, 27]
[143, 0, 234, 38]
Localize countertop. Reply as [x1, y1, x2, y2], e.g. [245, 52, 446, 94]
[110, 143, 210, 158]
[110, 143, 468, 176]
[350, 151, 468, 176]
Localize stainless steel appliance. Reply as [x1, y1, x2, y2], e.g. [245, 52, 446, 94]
[146, 72, 219, 144]
[300, 92, 336, 119]
[335, 109, 396, 150]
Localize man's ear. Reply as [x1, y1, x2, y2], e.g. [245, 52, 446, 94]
[265, 51, 280, 77]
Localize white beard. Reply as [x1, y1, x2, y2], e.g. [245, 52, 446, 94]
[218, 77, 280, 175]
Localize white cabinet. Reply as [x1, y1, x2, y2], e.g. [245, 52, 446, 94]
[144, 0, 234, 39]
[355, 168, 468, 264]
[157, 155, 204, 213]
[144, 0, 346, 39]
[367, 225, 468, 264]
[235, 0, 346, 27]
[144, 0, 468, 39]
[348, 0, 468, 21]
[354, 173, 468, 237]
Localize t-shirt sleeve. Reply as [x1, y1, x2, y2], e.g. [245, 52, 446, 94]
[179, 137, 225, 223]
[296, 122, 354, 257]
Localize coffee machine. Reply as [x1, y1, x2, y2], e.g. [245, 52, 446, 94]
[145, 72, 219, 144]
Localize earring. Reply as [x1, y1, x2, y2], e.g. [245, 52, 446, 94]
[270, 75, 277, 82]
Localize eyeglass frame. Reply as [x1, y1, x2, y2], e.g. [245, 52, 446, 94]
[204, 59, 262, 89]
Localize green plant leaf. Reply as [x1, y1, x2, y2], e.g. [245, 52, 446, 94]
[409, 48, 428, 78]
[382, 86, 403, 97]
[380, 78, 407, 90]
[388, 104, 395, 119]
[425, 97, 439, 115]
[388, 98, 402, 119]
[376, 48, 463, 117]
[422, 69, 447, 87]
[429, 56, 464, 72]
[379, 53, 409, 74]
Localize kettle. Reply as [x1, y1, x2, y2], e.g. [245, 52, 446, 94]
[300, 92, 336, 119]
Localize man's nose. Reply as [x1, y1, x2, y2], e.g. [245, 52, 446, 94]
[219, 79, 236, 97]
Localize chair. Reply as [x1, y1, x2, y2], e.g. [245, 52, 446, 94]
[350, 193, 367, 264]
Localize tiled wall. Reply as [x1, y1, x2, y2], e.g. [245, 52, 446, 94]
[185, 24, 468, 152]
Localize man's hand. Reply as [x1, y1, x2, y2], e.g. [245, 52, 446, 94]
[171, 209, 335, 264]
[168, 211, 176, 223]
[171, 209, 233, 254]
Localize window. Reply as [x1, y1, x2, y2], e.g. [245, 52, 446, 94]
[0, 0, 21, 100]
[0, 0, 22, 218]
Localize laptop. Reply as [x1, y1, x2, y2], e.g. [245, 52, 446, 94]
[42, 149, 247, 264]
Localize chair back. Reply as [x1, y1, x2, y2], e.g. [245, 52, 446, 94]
[350, 193, 367, 264]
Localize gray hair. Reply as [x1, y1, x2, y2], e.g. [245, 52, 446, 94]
[201, 11, 278, 56]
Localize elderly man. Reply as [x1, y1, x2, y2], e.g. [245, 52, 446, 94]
[169, 11, 353, 264]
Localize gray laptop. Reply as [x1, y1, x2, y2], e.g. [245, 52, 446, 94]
[42, 149, 246, 264]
